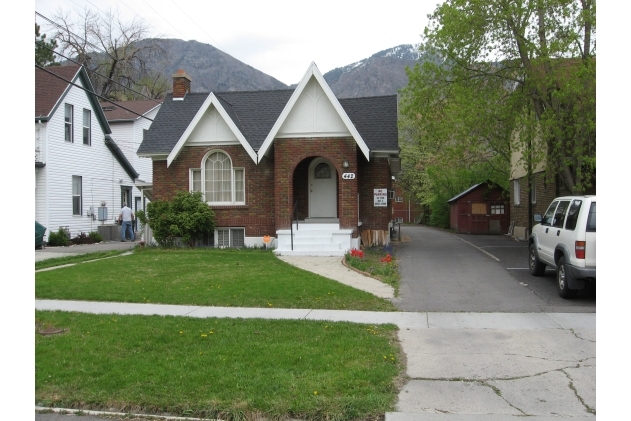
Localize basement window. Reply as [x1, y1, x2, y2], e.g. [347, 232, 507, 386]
[216, 228, 245, 248]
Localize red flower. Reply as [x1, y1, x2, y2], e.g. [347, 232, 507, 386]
[381, 254, 392, 263]
[350, 248, 364, 258]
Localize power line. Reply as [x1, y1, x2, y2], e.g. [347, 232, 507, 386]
[35, 64, 155, 123]
[168, 0, 225, 53]
[37, 41, 163, 104]
[139, 0, 188, 40]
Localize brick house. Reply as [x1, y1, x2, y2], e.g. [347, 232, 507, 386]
[391, 182, 424, 224]
[138, 63, 400, 255]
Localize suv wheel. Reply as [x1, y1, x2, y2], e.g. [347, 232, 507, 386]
[529, 244, 546, 276]
[557, 256, 577, 299]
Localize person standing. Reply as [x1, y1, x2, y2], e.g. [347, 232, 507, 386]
[119, 202, 135, 242]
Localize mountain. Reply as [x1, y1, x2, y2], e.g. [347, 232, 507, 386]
[322, 44, 421, 98]
[140, 40, 422, 97]
[152, 39, 289, 92]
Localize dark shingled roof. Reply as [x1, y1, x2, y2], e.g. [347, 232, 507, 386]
[339, 95, 398, 151]
[139, 89, 398, 156]
[35, 65, 81, 119]
[102, 99, 162, 122]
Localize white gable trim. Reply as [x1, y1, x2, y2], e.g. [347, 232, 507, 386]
[257, 62, 370, 162]
[166, 93, 257, 167]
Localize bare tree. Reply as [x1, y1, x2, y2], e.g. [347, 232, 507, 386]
[50, 7, 169, 100]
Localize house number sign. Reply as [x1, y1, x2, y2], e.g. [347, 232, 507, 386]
[342, 173, 356, 180]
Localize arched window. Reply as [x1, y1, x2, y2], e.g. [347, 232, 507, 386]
[193, 151, 244, 204]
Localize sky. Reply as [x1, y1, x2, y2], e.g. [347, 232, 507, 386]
[34, 0, 438, 85]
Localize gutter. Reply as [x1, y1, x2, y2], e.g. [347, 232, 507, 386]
[104, 135, 140, 180]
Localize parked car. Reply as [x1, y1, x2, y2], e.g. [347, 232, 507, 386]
[529, 195, 596, 298]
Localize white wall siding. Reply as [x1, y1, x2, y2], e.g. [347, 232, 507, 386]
[42, 78, 136, 239]
[108, 105, 159, 219]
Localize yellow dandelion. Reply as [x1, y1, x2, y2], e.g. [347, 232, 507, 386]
[201, 334, 207, 337]
[313, 391, 318, 395]
[180, 331, 183, 334]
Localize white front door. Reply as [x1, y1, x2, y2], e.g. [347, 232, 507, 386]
[308, 158, 337, 218]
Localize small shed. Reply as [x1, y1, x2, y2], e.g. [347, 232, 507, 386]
[447, 182, 510, 234]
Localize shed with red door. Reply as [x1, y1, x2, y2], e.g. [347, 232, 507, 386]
[448, 182, 510, 234]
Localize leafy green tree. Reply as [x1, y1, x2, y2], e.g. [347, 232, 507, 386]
[400, 0, 596, 205]
[136, 191, 215, 248]
[35, 23, 58, 66]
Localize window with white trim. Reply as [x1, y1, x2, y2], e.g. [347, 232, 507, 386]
[82, 109, 91, 145]
[65, 104, 73, 142]
[395, 196, 403, 203]
[513, 179, 520, 205]
[72, 175, 82, 215]
[395, 217, 403, 223]
[216, 228, 245, 247]
[200, 151, 245, 204]
[190, 169, 201, 193]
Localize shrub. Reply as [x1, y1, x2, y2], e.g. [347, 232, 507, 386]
[136, 191, 215, 248]
[88, 231, 103, 243]
[47, 228, 69, 247]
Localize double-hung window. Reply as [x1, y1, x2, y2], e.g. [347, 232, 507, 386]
[72, 176, 82, 215]
[201, 151, 245, 204]
[65, 104, 73, 142]
[82, 109, 91, 145]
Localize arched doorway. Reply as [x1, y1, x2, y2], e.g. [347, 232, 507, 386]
[308, 157, 337, 218]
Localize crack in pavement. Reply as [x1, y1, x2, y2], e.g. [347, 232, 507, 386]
[562, 368, 596, 415]
[480, 380, 527, 415]
[570, 328, 596, 343]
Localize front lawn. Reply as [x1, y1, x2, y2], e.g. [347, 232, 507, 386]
[36, 311, 403, 421]
[36, 248, 396, 311]
[35, 250, 130, 270]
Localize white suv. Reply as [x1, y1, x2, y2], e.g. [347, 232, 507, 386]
[529, 196, 596, 298]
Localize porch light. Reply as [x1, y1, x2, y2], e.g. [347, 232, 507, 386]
[342, 159, 350, 168]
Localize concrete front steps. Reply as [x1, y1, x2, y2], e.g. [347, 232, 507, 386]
[274, 220, 354, 256]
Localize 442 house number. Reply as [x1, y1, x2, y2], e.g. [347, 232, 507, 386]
[342, 173, 356, 180]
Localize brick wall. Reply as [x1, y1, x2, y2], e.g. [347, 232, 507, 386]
[152, 139, 393, 238]
[510, 171, 570, 233]
[358, 155, 392, 231]
[274, 138, 359, 236]
[152, 145, 275, 237]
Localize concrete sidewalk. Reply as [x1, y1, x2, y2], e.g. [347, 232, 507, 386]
[35, 249, 595, 419]
[36, 300, 596, 419]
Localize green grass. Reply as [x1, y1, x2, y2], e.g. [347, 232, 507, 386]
[36, 248, 396, 311]
[35, 250, 130, 270]
[36, 311, 403, 421]
[345, 247, 399, 294]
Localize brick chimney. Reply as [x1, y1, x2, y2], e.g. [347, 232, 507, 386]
[172, 69, 191, 99]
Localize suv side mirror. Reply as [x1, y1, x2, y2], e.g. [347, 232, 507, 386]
[533, 214, 542, 223]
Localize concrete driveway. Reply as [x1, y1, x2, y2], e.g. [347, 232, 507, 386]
[393, 225, 596, 313]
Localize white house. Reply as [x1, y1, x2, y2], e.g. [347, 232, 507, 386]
[102, 99, 161, 233]
[35, 64, 139, 241]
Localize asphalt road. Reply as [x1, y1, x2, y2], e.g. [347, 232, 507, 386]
[393, 225, 596, 313]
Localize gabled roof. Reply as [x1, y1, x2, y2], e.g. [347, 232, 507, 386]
[166, 93, 258, 166]
[35, 65, 139, 178]
[447, 181, 505, 203]
[257, 62, 370, 160]
[139, 64, 399, 163]
[101, 99, 162, 122]
[35, 65, 80, 119]
[35, 64, 111, 135]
